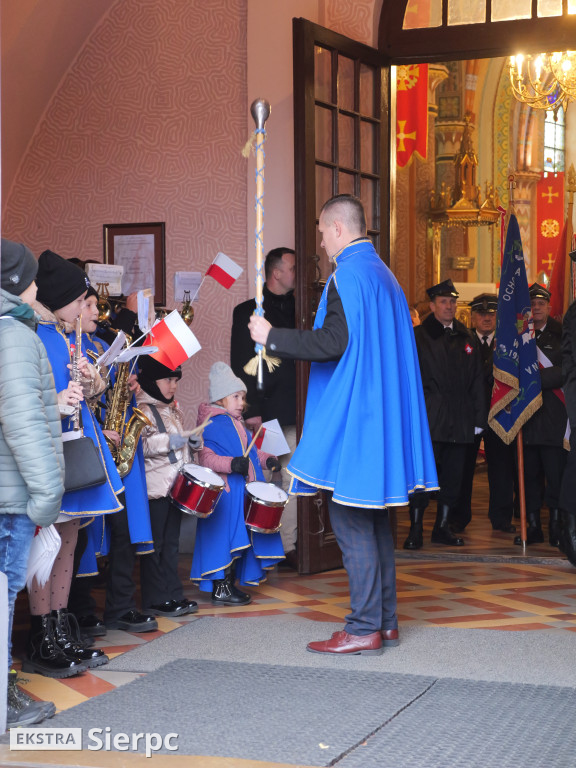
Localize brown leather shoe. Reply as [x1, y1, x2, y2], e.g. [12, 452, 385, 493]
[381, 628, 399, 647]
[307, 630, 383, 656]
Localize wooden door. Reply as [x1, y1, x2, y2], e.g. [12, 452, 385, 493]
[293, 18, 390, 574]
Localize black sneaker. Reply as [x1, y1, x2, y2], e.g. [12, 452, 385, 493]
[76, 614, 107, 637]
[105, 610, 158, 632]
[176, 599, 198, 614]
[147, 600, 190, 618]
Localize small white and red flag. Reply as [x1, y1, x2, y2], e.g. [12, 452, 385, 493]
[206, 252, 243, 289]
[146, 310, 201, 370]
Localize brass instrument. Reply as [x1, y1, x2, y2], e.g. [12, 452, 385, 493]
[95, 282, 194, 327]
[103, 346, 152, 478]
[180, 290, 194, 326]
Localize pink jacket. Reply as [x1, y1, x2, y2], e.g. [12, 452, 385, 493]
[196, 402, 274, 492]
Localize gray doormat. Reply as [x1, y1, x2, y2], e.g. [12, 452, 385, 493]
[107, 616, 576, 687]
[37, 659, 576, 766]
[44, 659, 435, 764]
[337, 676, 576, 768]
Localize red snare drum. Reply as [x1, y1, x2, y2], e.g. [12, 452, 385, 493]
[170, 464, 225, 518]
[244, 481, 288, 534]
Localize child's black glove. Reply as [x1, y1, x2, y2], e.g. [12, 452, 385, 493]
[231, 456, 250, 475]
[266, 457, 282, 473]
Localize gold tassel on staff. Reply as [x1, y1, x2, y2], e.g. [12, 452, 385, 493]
[242, 98, 281, 386]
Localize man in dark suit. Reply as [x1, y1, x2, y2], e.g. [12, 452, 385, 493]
[230, 247, 298, 565]
[454, 294, 517, 534]
[514, 283, 567, 546]
[404, 279, 486, 549]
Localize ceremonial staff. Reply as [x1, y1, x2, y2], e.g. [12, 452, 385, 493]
[243, 98, 280, 391]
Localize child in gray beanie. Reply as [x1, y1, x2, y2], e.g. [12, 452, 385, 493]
[190, 362, 284, 604]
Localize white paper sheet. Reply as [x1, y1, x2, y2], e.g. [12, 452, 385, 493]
[259, 419, 291, 456]
[115, 345, 158, 363]
[95, 330, 126, 367]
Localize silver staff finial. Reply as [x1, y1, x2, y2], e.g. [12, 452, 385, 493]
[250, 98, 271, 131]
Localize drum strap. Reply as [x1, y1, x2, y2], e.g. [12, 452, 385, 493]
[147, 404, 178, 464]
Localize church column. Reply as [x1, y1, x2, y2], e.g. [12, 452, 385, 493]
[514, 170, 540, 279]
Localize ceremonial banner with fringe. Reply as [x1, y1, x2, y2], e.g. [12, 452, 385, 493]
[396, 64, 428, 169]
[488, 214, 542, 444]
[536, 172, 564, 276]
[548, 218, 569, 322]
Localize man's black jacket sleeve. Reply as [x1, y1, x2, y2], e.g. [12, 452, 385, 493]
[267, 280, 348, 362]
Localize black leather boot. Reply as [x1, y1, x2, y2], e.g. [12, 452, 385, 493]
[211, 573, 251, 606]
[51, 609, 109, 669]
[431, 504, 464, 546]
[548, 508, 561, 548]
[560, 511, 576, 566]
[22, 614, 87, 679]
[403, 506, 424, 550]
[514, 513, 544, 545]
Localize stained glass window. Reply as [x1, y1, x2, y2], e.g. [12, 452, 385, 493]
[543, 107, 565, 173]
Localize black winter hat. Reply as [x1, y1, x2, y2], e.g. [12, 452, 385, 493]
[36, 250, 91, 311]
[138, 354, 182, 404]
[1, 239, 38, 296]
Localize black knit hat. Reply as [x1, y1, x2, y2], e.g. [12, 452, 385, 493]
[1, 239, 38, 296]
[86, 285, 99, 301]
[138, 354, 182, 404]
[36, 250, 91, 311]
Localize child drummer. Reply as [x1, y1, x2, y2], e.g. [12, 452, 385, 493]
[190, 362, 285, 605]
[136, 356, 202, 617]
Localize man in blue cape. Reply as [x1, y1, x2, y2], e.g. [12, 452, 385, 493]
[249, 194, 437, 656]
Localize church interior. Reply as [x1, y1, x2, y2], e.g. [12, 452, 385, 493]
[2, 1, 576, 765]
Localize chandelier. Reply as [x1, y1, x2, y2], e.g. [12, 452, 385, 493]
[509, 52, 576, 119]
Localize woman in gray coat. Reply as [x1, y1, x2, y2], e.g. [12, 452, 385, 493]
[0, 239, 64, 727]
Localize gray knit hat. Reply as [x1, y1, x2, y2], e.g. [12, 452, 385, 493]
[209, 361, 247, 403]
[1, 239, 38, 296]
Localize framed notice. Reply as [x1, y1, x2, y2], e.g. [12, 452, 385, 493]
[103, 222, 166, 306]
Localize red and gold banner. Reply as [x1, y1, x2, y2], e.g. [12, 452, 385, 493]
[535, 172, 564, 276]
[396, 64, 428, 169]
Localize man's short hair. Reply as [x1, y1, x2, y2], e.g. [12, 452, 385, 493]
[320, 194, 366, 236]
[264, 247, 295, 281]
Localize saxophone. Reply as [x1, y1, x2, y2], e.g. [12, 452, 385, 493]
[104, 341, 152, 478]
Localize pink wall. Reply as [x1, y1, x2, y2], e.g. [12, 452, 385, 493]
[2, 0, 248, 425]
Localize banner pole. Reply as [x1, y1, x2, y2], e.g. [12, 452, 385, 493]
[516, 428, 527, 550]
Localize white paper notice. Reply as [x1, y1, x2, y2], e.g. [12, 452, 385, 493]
[174, 272, 202, 302]
[260, 419, 291, 456]
[114, 234, 155, 295]
[85, 263, 124, 296]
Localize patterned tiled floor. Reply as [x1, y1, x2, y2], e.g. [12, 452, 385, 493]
[9, 468, 576, 716]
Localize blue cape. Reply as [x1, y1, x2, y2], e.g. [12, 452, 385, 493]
[288, 239, 438, 508]
[36, 320, 124, 517]
[190, 412, 284, 591]
[77, 333, 153, 576]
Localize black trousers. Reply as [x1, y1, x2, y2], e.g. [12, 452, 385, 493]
[454, 429, 517, 530]
[410, 441, 467, 513]
[140, 496, 184, 609]
[103, 496, 139, 622]
[523, 444, 567, 519]
[560, 430, 576, 515]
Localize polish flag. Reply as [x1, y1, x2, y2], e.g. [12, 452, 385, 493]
[146, 310, 201, 370]
[206, 252, 243, 289]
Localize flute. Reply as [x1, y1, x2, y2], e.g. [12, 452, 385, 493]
[70, 314, 82, 431]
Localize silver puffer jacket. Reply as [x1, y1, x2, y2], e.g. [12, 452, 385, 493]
[136, 389, 192, 499]
[0, 289, 64, 526]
